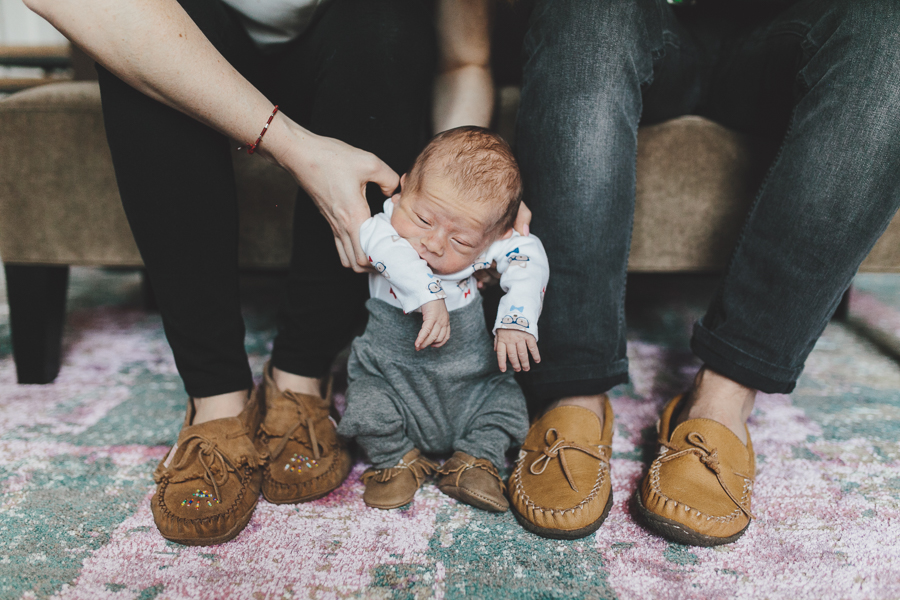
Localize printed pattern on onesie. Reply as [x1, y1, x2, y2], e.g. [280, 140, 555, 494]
[359, 199, 550, 340]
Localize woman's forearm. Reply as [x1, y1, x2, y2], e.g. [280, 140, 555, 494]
[24, 0, 399, 271]
[24, 0, 295, 158]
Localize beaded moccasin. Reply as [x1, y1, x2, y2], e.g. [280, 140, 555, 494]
[255, 363, 352, 504]
[151, 393, 265, 546]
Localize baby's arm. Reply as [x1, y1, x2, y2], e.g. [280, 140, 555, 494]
[359, 213, 450, 349]
[487, 234, 550, 372]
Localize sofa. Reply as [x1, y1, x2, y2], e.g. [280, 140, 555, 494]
[2, 81, 899, 383]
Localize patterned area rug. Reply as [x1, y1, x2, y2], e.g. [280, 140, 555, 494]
[1, 268, 899, 600]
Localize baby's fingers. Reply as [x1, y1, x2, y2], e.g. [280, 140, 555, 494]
[516, 340, 531, 371]
[416, 320, 435, 350]
[527, 336, 541, 364]
[507, 343, 523, 372]
[432, 323, 450, 348]
[497, 342, 508, 373]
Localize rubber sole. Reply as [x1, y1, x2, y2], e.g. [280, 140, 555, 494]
[439, 484, 508, 513]
[511, 491, 613, 540]
[161, 497, 258, 547]
[634, 491, 748, 547]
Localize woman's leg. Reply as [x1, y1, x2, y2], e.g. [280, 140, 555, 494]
[269, 0, 437, 379]
[96, 0, 262, 399]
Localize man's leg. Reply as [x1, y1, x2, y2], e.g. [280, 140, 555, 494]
[511, 0, 701, 539]
[638, 0, 900, 547]
[518, 0, 701, 414]
[686, 0, 900, 424]
[268, 0, 436, 393]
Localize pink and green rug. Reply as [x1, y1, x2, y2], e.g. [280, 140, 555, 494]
[1, 269, 898, 599]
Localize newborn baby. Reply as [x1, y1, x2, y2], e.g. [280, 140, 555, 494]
[337, 126, 549, 512]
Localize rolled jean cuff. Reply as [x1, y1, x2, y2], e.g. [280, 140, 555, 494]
[523, 359, 630, 405]
[691, 320, 801, 394]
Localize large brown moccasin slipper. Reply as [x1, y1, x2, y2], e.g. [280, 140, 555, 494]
[361, 448, 438, 509]
[437, 451, 508, 513]
[255, 363, 352, 504]
[636, 394, 756, 547]
[509, 403, 614, 540]
[151, 393, 265, 546]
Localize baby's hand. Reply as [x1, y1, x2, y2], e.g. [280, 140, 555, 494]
[416, 299, 450, 350]
[495, 329, 541, 373]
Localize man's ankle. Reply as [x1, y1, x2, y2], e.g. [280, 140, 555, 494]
[546, 394, 608, 426]
[675, 366, 756, 444]
[271, 365, 323, 398]
[191, 389, 250, 426]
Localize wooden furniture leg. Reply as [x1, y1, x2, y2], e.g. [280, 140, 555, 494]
[4, 264, 69, 383]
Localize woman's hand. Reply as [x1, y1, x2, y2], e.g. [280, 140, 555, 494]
[273, 128, 399, 272]
[473, 201, 533, 289]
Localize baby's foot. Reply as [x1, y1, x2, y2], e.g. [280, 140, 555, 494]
[437, 452, 508, 512]
[361, 449, 437, 509]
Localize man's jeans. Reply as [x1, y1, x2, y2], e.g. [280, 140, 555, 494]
[517, 0, 900, 402]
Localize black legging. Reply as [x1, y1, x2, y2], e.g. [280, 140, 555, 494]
[96, 0, 436, 398]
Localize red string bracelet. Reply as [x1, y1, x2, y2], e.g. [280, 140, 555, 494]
[238, 105, 279, 155]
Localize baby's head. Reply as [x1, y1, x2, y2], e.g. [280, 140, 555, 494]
[391, 126, 522, 275]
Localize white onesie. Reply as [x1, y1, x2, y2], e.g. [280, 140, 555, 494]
[359, 199, 550, 341]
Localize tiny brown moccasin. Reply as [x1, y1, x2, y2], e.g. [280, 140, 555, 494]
[361, 449, 438, 509]
[256, 363, 352, 504]
[437, 451, 508, 513]
[636, 394, 756, 547]
[151, 393, 265, 546]
[509, 403, 614, 540]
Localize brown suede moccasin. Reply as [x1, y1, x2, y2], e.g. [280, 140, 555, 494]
[437, 451, 508, 513]
[151, 393, 265, 546]
[509, 403, 614, 540]
[361, 449, 438, 509]
[636, 394, 756, 547]
[255, 363, 352, 504]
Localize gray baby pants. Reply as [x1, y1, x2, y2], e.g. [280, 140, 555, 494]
[337, 297, 529, 469]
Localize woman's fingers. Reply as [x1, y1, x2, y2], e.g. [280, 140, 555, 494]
[369, 156, 401, 198]
[514, 201, 532, 236]
[334, 237, 351, 269]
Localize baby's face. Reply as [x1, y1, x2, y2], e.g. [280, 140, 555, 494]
[391, 173, 502, 275]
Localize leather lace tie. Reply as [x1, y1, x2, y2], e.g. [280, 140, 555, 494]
[659, 431, 755, 519]
[362, 454, 438, 486]
[529, 428, 610, 493]
[172, 433, 238, 503]
[271, 416, 323, 463]
[439, 457, 506, 494]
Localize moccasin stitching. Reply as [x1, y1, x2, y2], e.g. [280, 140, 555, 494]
[646, 452, 751, 523]
[510, 455, 607, 516]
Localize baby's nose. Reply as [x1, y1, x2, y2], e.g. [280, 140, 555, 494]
[422, 234, 444, 256]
